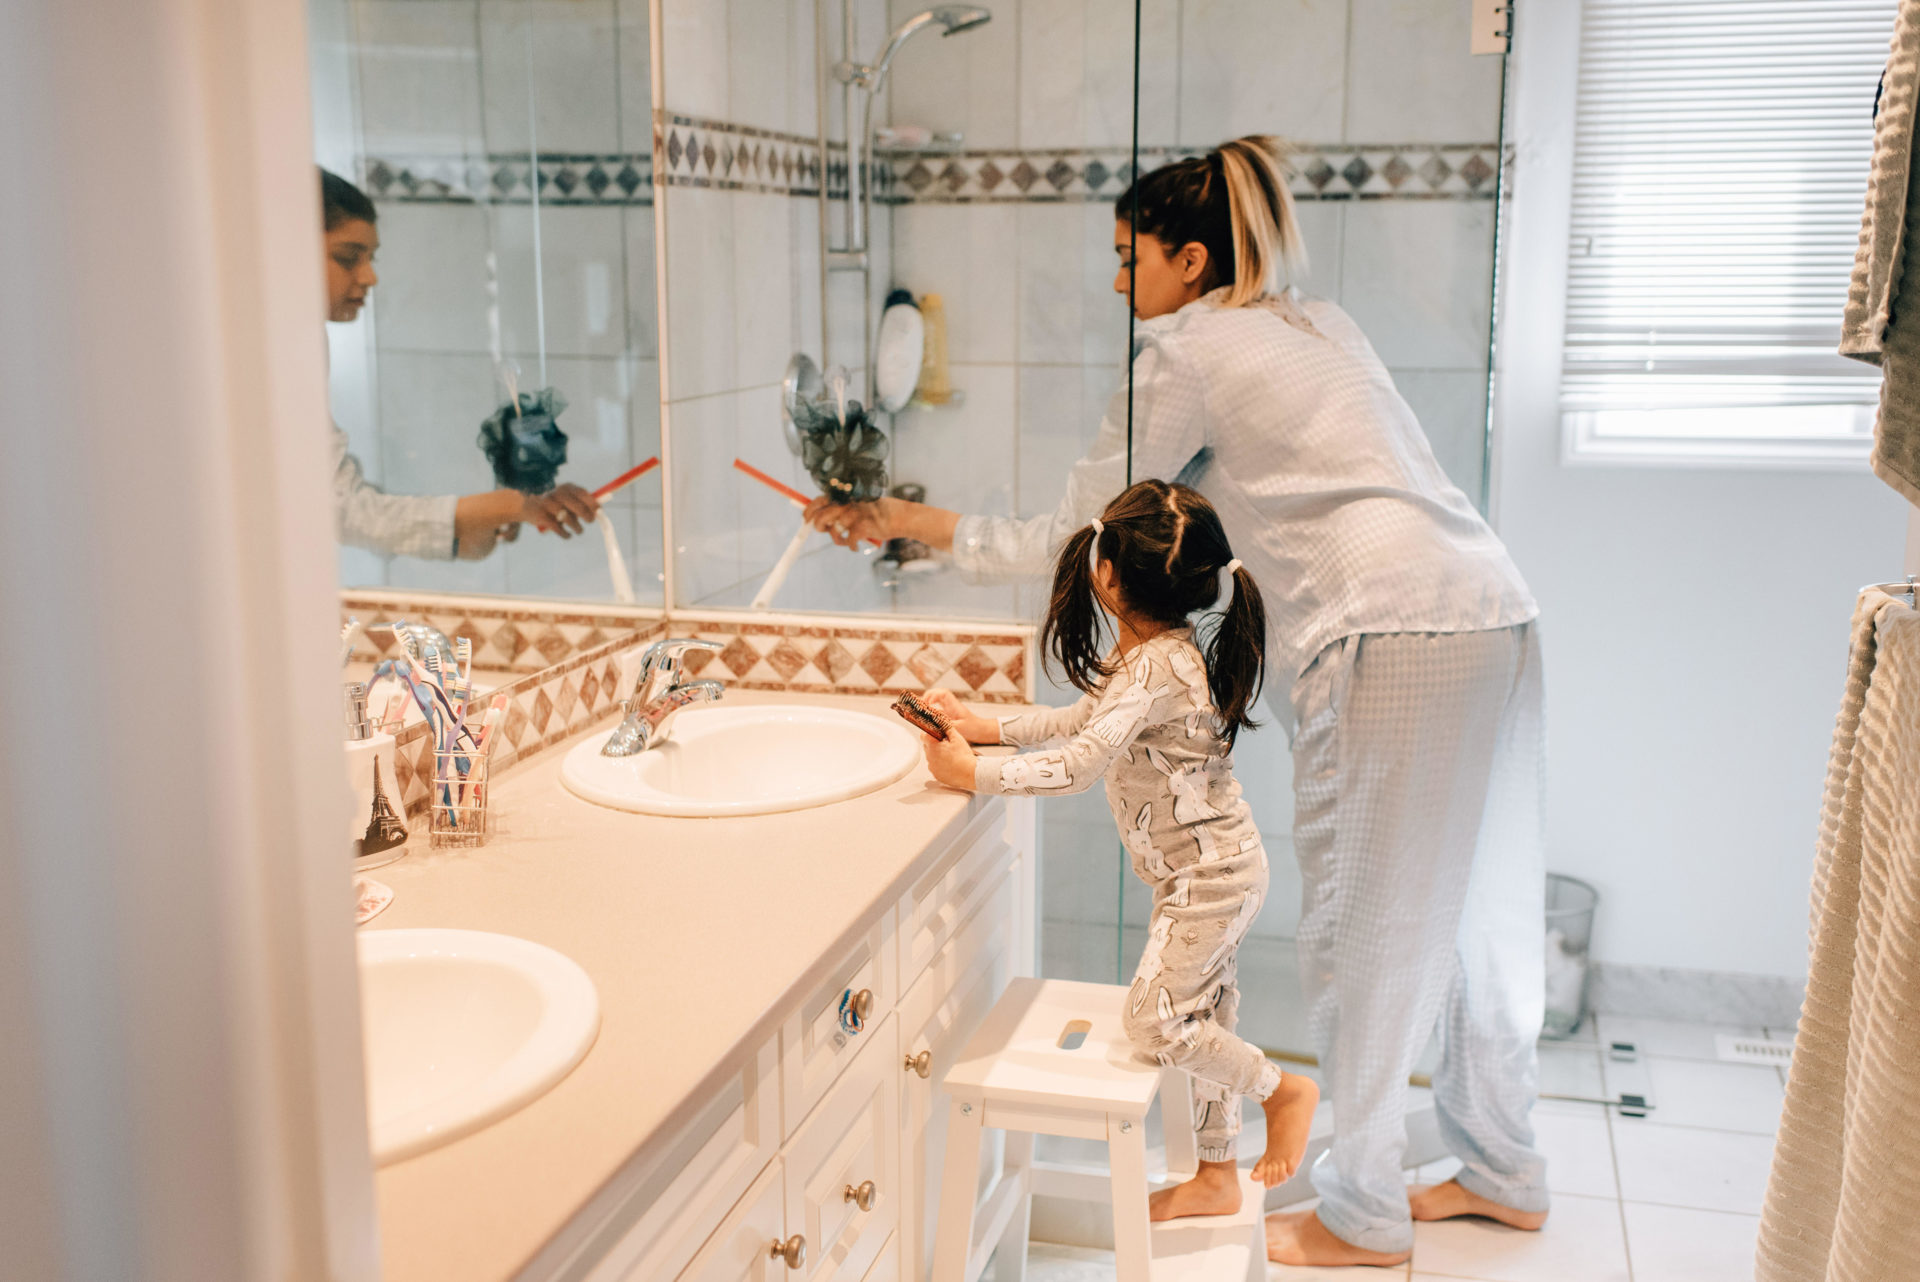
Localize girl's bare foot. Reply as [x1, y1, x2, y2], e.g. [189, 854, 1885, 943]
[1148, 1158, 1242, 1221]
[1249, 1074, 1319, 1186]
[1408, 1178, 1549, 1230]
[1265, 1209, 1411, 1268]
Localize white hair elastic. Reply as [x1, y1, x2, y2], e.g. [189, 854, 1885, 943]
[1218, 558, 1242, 609]
[1088, 517, 1104, 574]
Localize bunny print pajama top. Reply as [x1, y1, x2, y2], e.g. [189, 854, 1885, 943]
[974, 628, 1283, 1161]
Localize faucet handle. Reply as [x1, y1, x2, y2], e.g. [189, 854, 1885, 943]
[640, 637, 724, 677]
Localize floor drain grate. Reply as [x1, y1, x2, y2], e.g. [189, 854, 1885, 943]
[1716, 1034, 1792, 1067]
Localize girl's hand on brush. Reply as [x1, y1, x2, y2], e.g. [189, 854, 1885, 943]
[922, 689, 1000, 745]
[922, 728, 978, 791]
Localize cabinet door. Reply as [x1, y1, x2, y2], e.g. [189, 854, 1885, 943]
[582, 1038, 781, 1281]
[782, 910, 897, 1134]
[897, 805, 1016, 988]
[676, 1157, 788, 1282]
[784, 1014, 901, 1282]
[897, 868, 1017, 1282]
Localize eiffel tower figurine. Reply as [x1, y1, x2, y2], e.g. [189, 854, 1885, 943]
[359, 757, 409, 859]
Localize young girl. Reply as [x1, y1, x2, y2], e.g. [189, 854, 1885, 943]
[917, 479, 1317, 1220]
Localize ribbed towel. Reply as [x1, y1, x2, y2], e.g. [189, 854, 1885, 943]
[1755, 588, 1920, 1282]
[1843, 3, 1920, 504]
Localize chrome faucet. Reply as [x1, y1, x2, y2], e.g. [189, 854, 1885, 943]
[601, 639, 726, 757]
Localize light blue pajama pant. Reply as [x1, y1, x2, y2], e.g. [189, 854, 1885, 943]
[1287, 623, 1548, 1255]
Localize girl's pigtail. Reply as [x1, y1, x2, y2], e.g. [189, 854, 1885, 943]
[1204, 563, 1267, 747]
[1040, 524, 1115, 697]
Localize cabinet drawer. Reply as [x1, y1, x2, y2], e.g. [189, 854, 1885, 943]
[897, 869, 1017, 1282]
[673, 1156, 787, 1282]
[897, 805, 1016, 988]
[566, 1037, 781, 1282]
[785, 1015, 901, 1282]
[782, 910, 896, 1134]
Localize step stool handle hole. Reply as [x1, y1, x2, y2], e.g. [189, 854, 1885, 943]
[1057, 1019, 1092, 1051]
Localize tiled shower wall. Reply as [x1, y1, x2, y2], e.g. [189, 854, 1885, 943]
[314, 0, 667, 605]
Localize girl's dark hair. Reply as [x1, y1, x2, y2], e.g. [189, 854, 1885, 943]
[1115, 135, 1305, 306]
[320, 167, 377, 231]
[1041, 480, 1267, 747]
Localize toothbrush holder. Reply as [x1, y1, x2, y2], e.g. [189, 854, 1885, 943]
[428, 748, 491, 848]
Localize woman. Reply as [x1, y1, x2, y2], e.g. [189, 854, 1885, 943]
[321, 168, 598, 559]
[809, 137, 1547, 1268]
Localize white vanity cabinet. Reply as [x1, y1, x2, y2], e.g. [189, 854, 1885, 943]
[569, 798, 1032, 1282]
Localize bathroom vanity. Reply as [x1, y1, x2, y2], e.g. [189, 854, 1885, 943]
[364, 690, 1036, 1282]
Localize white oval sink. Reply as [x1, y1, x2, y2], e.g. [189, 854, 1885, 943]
[559, 703, 921, 817]
[359, 928, 599, 1165]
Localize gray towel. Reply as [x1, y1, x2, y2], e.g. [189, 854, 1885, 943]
[1843, 2, 1920, 505]
[1754, 588, 1920, 1282]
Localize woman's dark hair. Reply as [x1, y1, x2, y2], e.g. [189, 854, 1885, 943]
[1041, 480, 1267, 747]
[1115, 135, 1305, 306]
[320, 167, 377, 231]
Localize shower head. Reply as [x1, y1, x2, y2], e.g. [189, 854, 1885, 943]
[835, 5, 993, 90]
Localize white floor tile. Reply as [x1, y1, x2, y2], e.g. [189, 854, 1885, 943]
[1593, 1015, 1765, 1062]
[1268, 1262, 1413, 1279]
[1535, 1043, 1608, 1114]
[1621, 1202, 1761, 1282]
[1534, 1110, 1618, 1199]
[1410, 1191, 1630, 1282]
[1637, 1055, 1783, 1136]
[1612, 1122, 1776, 1215]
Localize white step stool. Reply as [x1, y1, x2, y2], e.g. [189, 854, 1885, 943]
[931, 977, 1266, 1282]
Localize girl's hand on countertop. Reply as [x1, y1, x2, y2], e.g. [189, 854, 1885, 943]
[923, 728, 978, 791]
[922, 688, 1001, 745]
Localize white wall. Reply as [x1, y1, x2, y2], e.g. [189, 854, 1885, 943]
[1493, 1, 1914, 980]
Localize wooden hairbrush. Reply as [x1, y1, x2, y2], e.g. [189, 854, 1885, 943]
[891, 692, 951, 738]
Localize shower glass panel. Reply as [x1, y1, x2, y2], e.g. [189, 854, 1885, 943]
[656, 0, 1135, 622]
[1099, 0, 1511, 1067]
[309, 0, 665, 605]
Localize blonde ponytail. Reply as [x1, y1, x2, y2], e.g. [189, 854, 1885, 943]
[1214, 136, 1307, 306]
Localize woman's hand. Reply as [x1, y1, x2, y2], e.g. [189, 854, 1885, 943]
[923, 728, 979, 791]
[921, 688, 1001, 745]
[523, 483, 600, 537]
[805, 496, 896, 548]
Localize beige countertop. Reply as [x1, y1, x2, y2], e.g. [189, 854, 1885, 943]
[365, 688, 1020, 1282]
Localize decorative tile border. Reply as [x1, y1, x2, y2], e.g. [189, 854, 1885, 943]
[667, 615, 1033, 704]
[359, 152, 656, 205]
[882, 143, 1503, 203]
[342, 592, 665, 675]
[364, 129, 1501, 208]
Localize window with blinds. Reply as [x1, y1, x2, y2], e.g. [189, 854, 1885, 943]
[1561, 0, 1894, 463]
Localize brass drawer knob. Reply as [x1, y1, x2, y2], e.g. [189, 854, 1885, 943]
[844, 1179, 877, 1212]
[849, 988, 875, 1021]
[903, 1049, 932, 1078]
[769, 1234, 806, 1270]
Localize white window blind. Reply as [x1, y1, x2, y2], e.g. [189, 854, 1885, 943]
[1562, 0, 1894, 462]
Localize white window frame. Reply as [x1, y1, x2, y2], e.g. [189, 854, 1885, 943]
[1555, 0, 1889, 470]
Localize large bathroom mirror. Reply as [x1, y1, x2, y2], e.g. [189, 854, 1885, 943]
[309, 0, 665, 605]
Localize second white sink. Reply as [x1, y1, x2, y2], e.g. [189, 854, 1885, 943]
[360, 928, 600, 1165]
[559, 703, 922, 817]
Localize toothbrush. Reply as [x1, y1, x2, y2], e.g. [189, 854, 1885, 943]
[461, 695, 510, 810]
[733, 457, 882, 548]
[531, 457, 662, 532]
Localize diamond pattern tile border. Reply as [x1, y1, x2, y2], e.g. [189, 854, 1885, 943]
[349, 595, 1038, 818]
[362, 133, 1505, 208]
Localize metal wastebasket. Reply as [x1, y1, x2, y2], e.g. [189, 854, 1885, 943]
[1543, 874, 1599, 1039]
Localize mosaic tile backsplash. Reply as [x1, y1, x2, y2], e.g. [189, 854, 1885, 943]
[345, 594, 1036, 818]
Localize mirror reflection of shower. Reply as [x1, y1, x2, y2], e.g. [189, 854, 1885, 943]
[832, 5, 992, 258]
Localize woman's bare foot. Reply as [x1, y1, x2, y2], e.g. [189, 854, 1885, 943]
[1249, 1074, 1320, 1185]
[1148, 1158, 1242, 1221]
[1408, 1178, 1549, 1230]
[1265, 1209, 1411, 1268]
